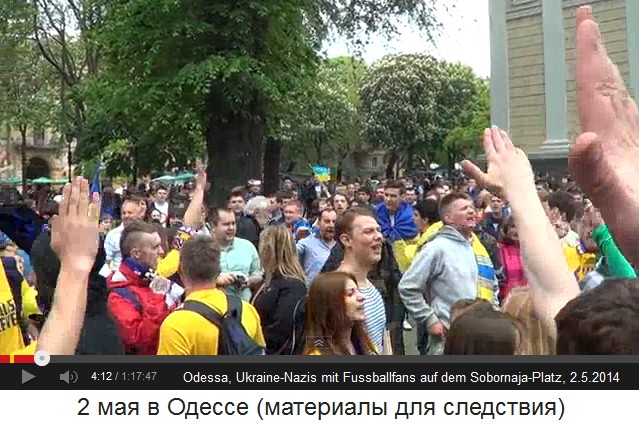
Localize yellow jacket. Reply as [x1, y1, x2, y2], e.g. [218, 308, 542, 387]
[403, 221, 445, 267]
[157, 249, 180, 279]
[563, 245, 597, 281]
[1, 257, 41, 355]
[156, 228, 194, 278]
[393, 236, 421, 273]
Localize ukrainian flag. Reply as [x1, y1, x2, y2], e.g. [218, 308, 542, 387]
[311, 165, 330, 182]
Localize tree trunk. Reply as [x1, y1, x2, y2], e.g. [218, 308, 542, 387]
[314, 134, 323, 164]
[20, 126, 27, 194]
[66, 133, 73, 182]
[336, 162, 343, 182]
[203, 10, 268, 206]
[406, 145, 415, 172]
[132, 145, 138, 185]
[386, 150, 399, 179]
[263, 136, 280, 196]
[206, 92, 265, 206]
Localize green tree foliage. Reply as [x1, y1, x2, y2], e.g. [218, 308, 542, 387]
[82, 0, 320, 201]
[0, 1, 58, 189]
[359, 54, 489, 174]
[443, 73, 490, 160]
[359, 53, 444, 172]
[80, 0, 447, 203]
[282, 57, 364, 173]
[32, 0, 104, 157]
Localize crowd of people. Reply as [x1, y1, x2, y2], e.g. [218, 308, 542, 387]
[1, 6, 638, 356]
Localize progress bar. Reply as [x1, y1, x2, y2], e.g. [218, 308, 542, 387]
[0, 355, 36, 364]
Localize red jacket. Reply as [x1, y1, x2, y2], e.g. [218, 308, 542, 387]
[107, 261, 171, 355]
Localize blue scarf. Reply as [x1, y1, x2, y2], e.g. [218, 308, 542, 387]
[122, 257, 155, 282]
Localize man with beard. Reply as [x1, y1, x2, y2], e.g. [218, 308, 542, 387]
[399, 192, 498, 355]
[297, 209, 337, 286]
[335, 208, 387, 354]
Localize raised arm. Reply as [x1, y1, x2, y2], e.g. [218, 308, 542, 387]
[569, 6, 639, 266]
[37, 178, 100, 355]
[463, 128, 579, 326]
[183, 160, 207, 230]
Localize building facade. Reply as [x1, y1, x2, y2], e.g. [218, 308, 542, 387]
[0, 126, 69, 181]
[490, 0, 639, 174]
[342, 148, 388, 179]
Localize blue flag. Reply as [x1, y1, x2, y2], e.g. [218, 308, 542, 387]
[90, 162, 101, 197]
[0, 206, 47, 254]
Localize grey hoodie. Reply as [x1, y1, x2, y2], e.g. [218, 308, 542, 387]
[398, 225, 498, 330]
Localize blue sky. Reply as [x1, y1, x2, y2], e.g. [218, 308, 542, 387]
[323, 0, 491, 78]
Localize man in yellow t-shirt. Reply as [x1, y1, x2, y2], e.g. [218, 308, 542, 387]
[157, 235, 265, 355]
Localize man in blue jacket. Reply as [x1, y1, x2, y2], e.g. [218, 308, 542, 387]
[375, 180, 418, 352]
[376, 180, 418, 243]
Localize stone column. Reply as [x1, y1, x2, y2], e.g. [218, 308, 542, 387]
[539, 0, 569, 154]
[489, 0, 510, 130]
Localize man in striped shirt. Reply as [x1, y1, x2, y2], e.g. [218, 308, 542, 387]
[335, 208, 387, 354]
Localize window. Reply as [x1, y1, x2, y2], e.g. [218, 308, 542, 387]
[34, 128, 45, 146]
[371, 157, 378, 167]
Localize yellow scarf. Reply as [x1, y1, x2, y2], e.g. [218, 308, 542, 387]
[402, 222, 494, 302]
[472, 234, 496, 302]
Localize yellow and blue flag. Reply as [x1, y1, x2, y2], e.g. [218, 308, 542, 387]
[311, 165, 330, 182]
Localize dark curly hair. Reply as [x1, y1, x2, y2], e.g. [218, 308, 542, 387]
[555, 278, 639, 354]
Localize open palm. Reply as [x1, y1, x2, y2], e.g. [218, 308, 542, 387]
[194, 159, 207, 189]
[462, 128, 534, 194]
[569, 6, 639, 264]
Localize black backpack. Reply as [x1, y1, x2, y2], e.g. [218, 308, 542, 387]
[182, 294, 265, 355]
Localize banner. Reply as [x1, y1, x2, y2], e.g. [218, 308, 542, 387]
[311, 165, 330, 182]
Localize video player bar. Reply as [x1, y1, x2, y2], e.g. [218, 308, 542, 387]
[0, 355, 35, 364]
[2, 362, 634, 391]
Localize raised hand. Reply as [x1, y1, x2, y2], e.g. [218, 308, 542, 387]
[194, 159, 207, 189]
[583, 204, 604, 232]
[462, 128, 535, 194]
[50, 177, 100, 273]
[569, 6, 639, 264]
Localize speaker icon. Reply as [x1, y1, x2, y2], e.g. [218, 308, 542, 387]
[60, 370, 79, 385]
